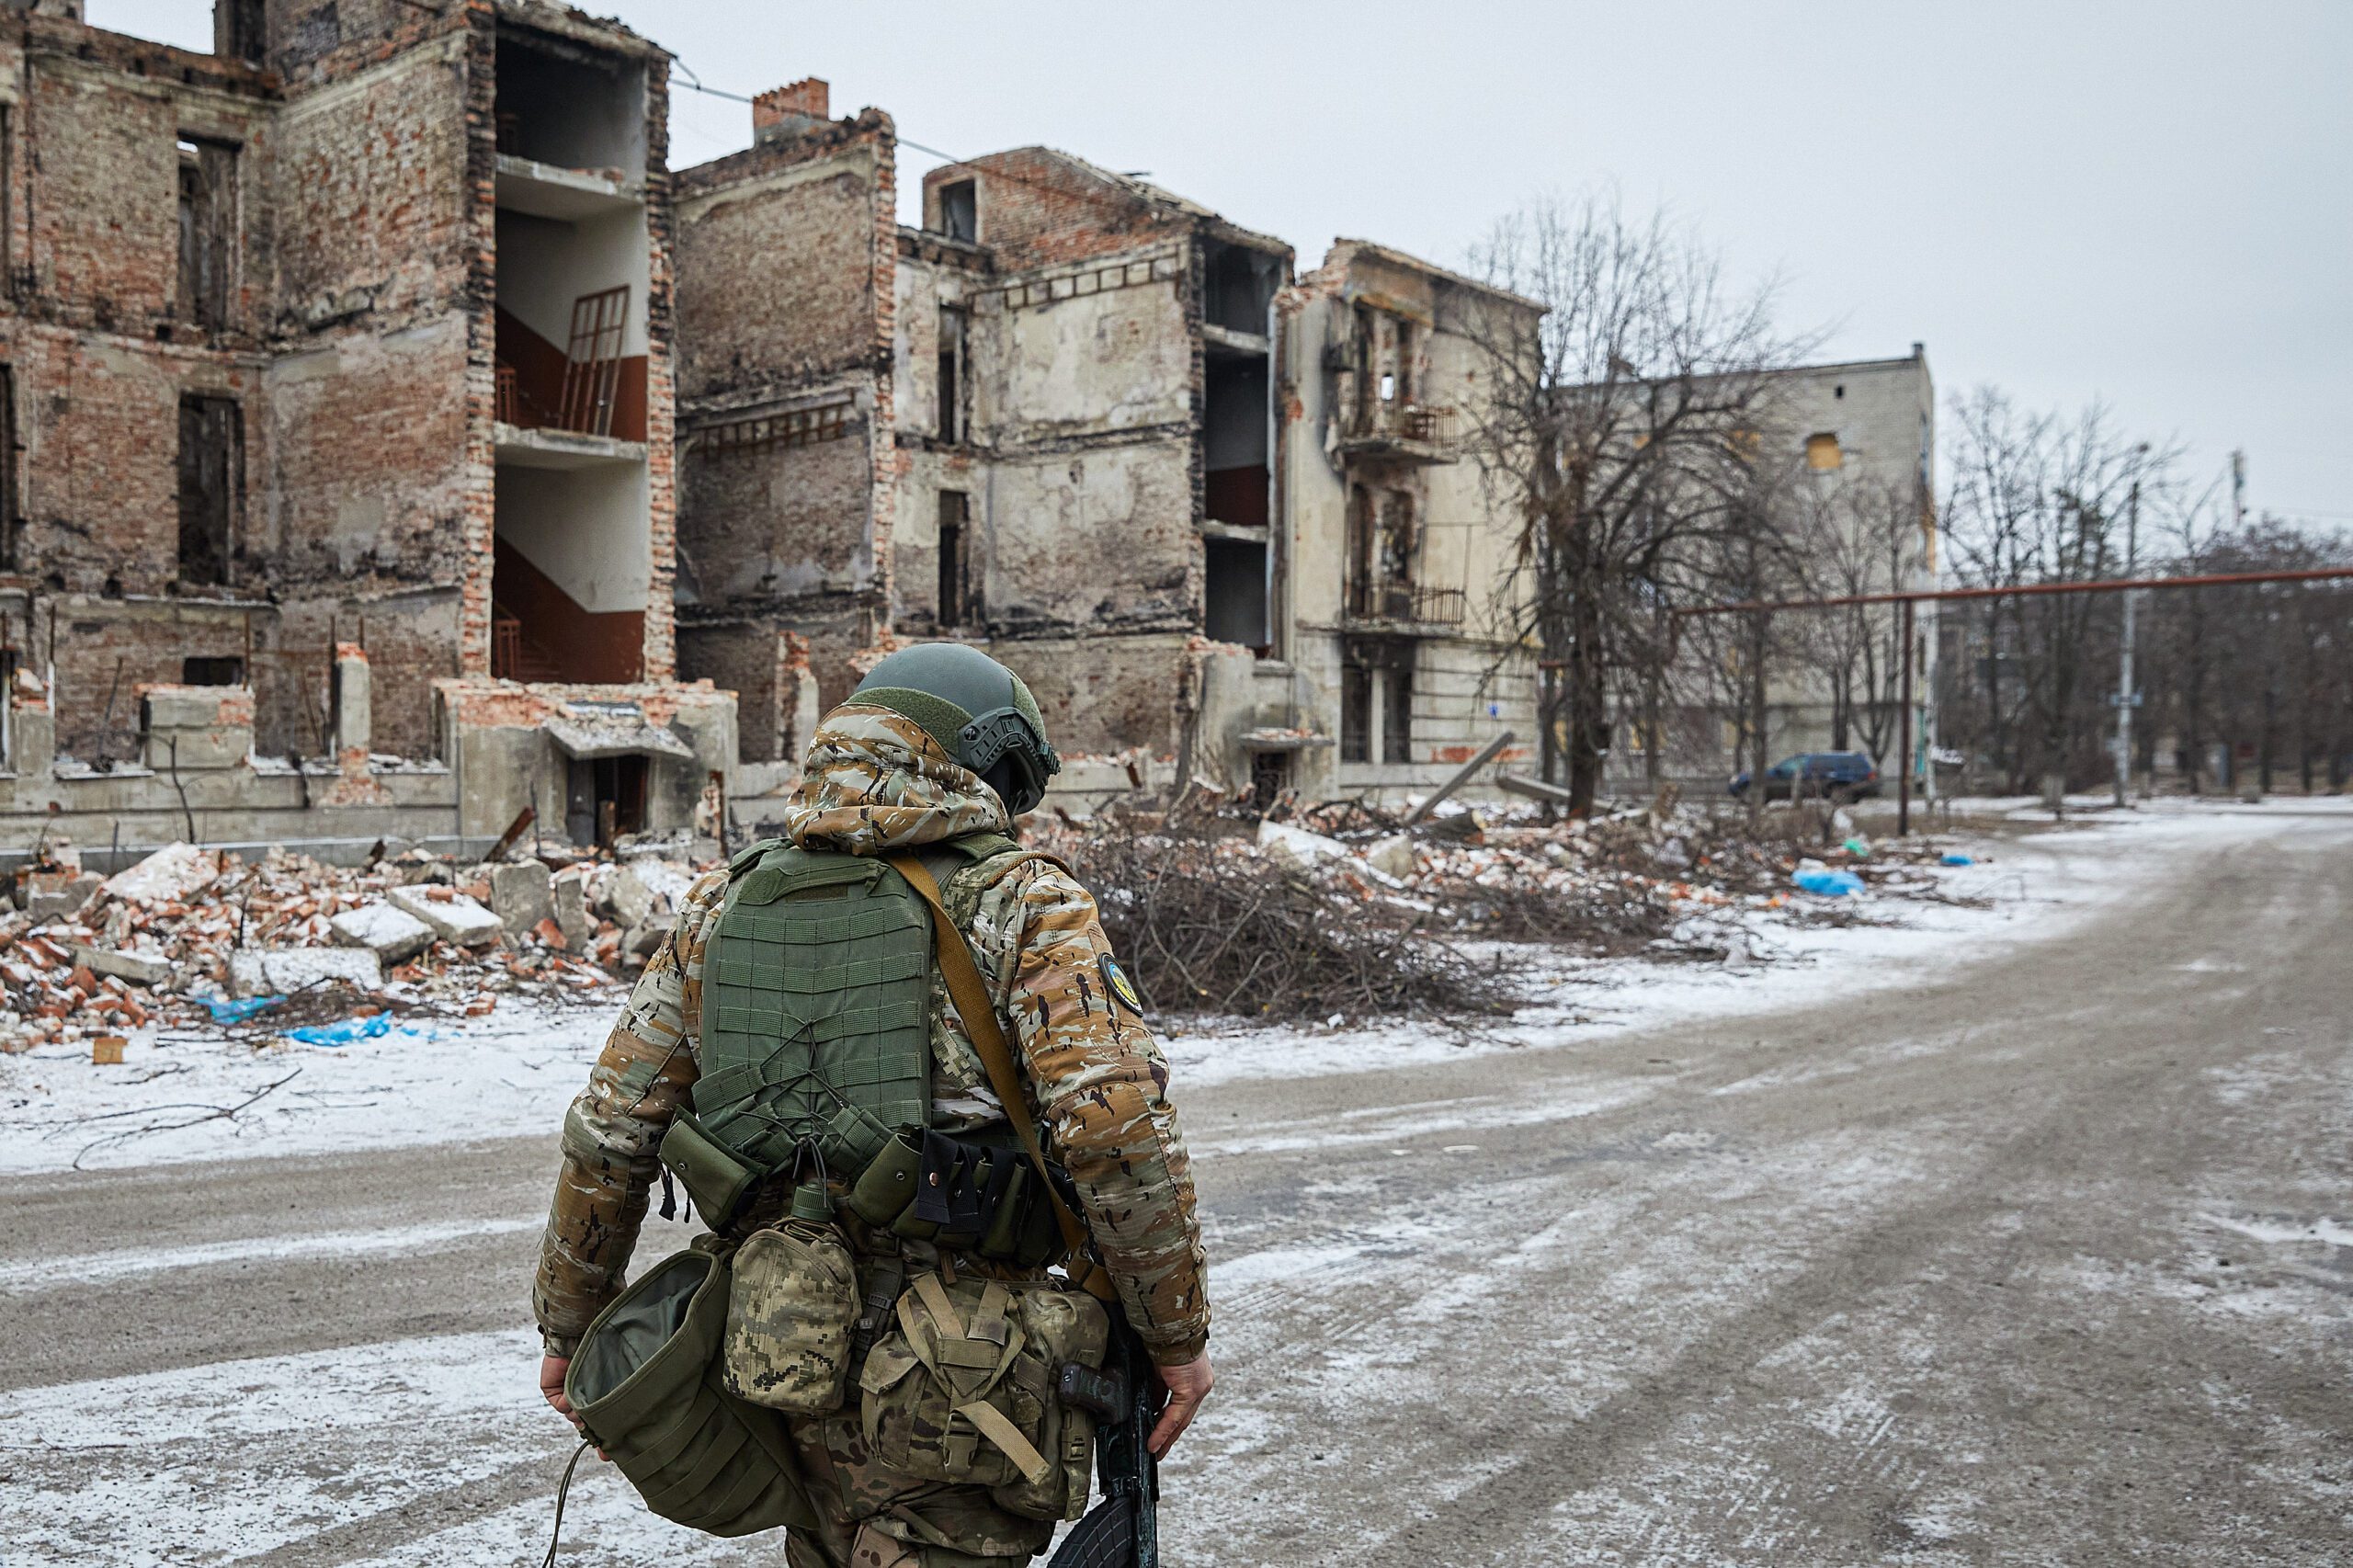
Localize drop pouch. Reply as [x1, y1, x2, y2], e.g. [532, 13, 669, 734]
[722, 1214, 859, 1415]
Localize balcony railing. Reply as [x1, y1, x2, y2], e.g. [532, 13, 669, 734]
[1337, 403, 1457, 461]
[1344, 579, 1467, 627]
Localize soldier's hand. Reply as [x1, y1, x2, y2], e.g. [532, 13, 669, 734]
[540, 1355, 578, 1423]
[1147, 1350, 1213, 1458]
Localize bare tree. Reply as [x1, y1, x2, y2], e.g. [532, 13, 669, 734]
[1786, 475, 1921, 763]
[1459, 193, 1816, 814]
[1941, 390, 2172, 790]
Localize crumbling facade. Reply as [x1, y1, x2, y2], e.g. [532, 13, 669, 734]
[673, 88, 1546, 816]
[0, 0, 733, 861]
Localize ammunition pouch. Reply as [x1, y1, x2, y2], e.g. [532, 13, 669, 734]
[858, 1270, 1110, 1522]
[657, 1112, 762, 1232]
[846, 1125, 1066, 1268]
[564, 1238, 817, 1538]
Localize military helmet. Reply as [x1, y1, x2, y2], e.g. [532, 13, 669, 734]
[851, 642, 1063, 814]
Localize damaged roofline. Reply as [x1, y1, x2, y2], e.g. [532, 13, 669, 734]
[1322, 237, 1546, 314]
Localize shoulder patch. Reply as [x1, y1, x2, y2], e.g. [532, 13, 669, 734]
[1098, 953, 1144, 1018]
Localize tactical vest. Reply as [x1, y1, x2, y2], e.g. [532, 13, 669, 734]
[657, 831, 1027, 1230]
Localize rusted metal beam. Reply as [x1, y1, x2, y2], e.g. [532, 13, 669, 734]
[1677, 565, 2353, 618]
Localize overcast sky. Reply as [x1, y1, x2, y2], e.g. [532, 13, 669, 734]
[96, 1, 2353, 530]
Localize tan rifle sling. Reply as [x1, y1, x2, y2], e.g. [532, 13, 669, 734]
[888, 854, 1118, 1304]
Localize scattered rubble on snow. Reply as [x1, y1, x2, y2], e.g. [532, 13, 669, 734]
[0, 836, 713, 1055]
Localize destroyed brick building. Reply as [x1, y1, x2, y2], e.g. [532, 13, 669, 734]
[670, 84, 1544, 820]
[0, 0, 733, 862]
[0, 5, 1938, 868]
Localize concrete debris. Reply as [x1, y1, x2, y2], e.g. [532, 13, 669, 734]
[330, 902, 436, 964]
[1364, 835, 1419, 881]
[71, 943, 174, 988]
[229, 948, 384, 999]
[21, 870, 102, 922]
[488, 860, 555, 933]
[98, 843, 222, 905]
[386, 886, 503, 949]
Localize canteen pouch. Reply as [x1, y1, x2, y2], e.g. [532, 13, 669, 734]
[722, 1218, 859, 1415]
[564, 1238, 817, 1538]
[658, 1112, 761, 1230]
[858, 1271, 1110, 1521]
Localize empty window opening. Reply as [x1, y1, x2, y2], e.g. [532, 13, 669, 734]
[220, 0, 267, 64]
[176, 137, 237, 332]
[937, 490, 973, 629]
[182, 655, 244, 687]
[1202, 241, 1279, 335]
[1203, 354, 1268, 529]
[937, 179, 976, 243]
[1834, 383, 1846, 400]
[567, 754, 648, 846]
[1381, 650, 1414, 764]
[176, 394, 242, 586]
[1805, 431, 1843, 471]
[1204, 537, 1268, 649]
[936, 306, 965, 444]
[1247, 749, 1290, 814]
[1341, 638, 1415, 766]
[0, 365, 16, 571]
[1, 107, 14, 300]
[494, 31, 647, 177]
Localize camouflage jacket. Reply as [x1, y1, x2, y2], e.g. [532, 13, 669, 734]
[532, 705, 1211, 1366]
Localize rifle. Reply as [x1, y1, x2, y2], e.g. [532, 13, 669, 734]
[1050, 1316, 1165, 1568]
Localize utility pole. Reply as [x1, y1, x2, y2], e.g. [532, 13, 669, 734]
[2231, 449, 2246, 529]
[2113, 480, 2140, 808]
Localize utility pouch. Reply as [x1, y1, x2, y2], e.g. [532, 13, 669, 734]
[858, 1271, 1109, 1522]
[722, 1216, 858, 1415]
[658, 1112, 762, 1231]
[846, 1128, 924, 1228]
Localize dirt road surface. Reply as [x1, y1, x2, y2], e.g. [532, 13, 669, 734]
[5, 811, 2348, 1565]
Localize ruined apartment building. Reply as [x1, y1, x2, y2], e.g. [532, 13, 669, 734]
[1643, 347, 1938, 786]
[674, 84, 1540, 812]
[0, 0, 733, 858]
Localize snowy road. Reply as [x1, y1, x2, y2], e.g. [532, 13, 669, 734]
[3, 804, 2349, 1564]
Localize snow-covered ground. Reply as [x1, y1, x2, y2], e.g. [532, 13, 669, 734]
[3, 799, 2341, 1177]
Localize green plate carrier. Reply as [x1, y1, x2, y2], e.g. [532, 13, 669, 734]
[668, 833, 1018, 1225]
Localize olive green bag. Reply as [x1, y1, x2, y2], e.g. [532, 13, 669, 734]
[561, 1240, 818, 1539]
[858, 1269, 1110, 1522]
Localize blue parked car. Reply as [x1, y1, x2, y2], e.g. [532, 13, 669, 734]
[1729, 751, 1882, 801]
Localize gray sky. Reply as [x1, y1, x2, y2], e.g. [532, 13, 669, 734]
[96, 1, 2353, 529]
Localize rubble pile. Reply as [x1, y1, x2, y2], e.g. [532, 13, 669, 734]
[1040, 799, 1973, 1021]
[0, 836, 719, 1054]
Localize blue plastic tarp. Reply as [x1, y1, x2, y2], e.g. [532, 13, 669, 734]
[1793, 868, 1866, 897]
[1940, 853, 1975, 867]
[286, 1013, 395, 1048]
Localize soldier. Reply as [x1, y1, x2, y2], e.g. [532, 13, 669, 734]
[531, 642, 1213, 1568]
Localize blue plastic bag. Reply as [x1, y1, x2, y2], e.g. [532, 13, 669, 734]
[199, 995, 285, 1024]
[1793, 868, 1866, 897]
[1940, 853, 1975, 867]
[286, 1012, 394, 1048]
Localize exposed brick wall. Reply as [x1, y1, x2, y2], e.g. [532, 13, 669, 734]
[673, 110, 896, 405]
[923, 151, 1190, 274]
